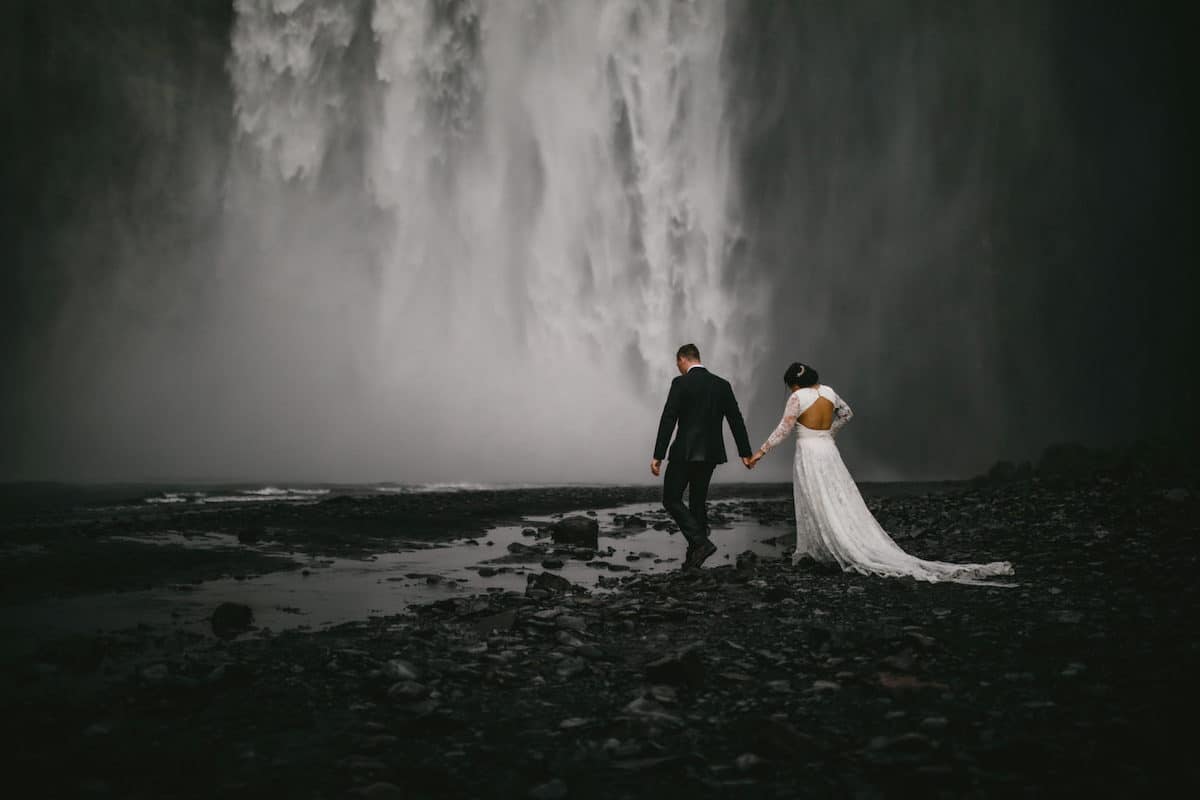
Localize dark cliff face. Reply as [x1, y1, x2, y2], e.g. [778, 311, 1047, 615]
[0, 1, 234, 374]
[724, 1, 1197, 477]
[0, 1, 235, 476]
[0, 1, 1193, 481]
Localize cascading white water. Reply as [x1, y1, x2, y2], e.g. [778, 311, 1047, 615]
[227, 0, 766, 481]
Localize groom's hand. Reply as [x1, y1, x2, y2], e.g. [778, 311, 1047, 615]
[742, 456, 755, 470]
[650, 459, 662, 477]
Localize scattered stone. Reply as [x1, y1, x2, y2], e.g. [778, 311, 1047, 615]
[384, 659, 419, 681]
[559, 717, 590, 729]
[556, 657, 588, 678]
[649, 685, 678, 704]
[556, 631, 584, 648]
[140, 663, 168, 682]
[387, 681, 429, 702]
[556, 615, 587, 632]
[735, 752, 766, 772]
[645, 646, 704, 688]
[527, 572, 574, 596]
[210, 602, 254, 639]
[356, 782, 405, 799]
[528, 778, 568, 800]
[472, 609, 517, 634]
[550, 516, 599, 548]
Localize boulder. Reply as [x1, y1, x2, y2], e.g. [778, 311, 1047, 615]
[550, 516, 599, 548]
[527, 571, 574, 595]
[644, 645, 704, 688]
[210, 602, 254, 639]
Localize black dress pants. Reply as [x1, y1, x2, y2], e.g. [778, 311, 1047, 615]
[662, 460, 717, 544]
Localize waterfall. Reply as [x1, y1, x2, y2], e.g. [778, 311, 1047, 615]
[226, 0, 764, 480]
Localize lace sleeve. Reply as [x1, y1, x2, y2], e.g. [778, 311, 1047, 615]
[760, 392, 802, 452]
[830, 391, 854, 434]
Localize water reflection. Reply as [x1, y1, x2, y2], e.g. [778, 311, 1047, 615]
[0, 500, 791, 655]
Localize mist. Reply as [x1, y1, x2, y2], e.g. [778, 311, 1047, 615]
[1, 0, 1193, 484]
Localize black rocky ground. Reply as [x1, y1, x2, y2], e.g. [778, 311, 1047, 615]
[0, 484, 789, 602]
[3, 471, 1199, 798]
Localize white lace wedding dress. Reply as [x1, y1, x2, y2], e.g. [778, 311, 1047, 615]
[760, 385, 1015, 585]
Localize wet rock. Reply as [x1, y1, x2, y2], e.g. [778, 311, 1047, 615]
[559, 717, 590, 729]
[528, 778, 568, 800]
[527, 572, 575, 596]
[576, 644, 605, 660]
[736, 752, 766, 772]
[237, 526, 265, 544]
[556, 657, 588, 678]
[622, 696, 684, 726]
[384, 659, 419, 681]
[387, 680, 430, 701]
[556, 615, 587, 632]
[623, 515, 648, 530]
[477, 567, 498, 578]
[473, 609, 517, 634]
[649, 685, 678, 704]
[550, 516, 599, 548]
[556, 631, 583, 648]
[644, 646, 704, 688]
[210, 602, 254, 639]
[140, 663, 168, 682]
[541, 558, 564, 570]
[868, 732, 935, 753]
[356, 782, 405, 799]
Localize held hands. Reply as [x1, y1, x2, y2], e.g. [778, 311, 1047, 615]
[743, 450, 765, 470]
[650, 459, 663, 477]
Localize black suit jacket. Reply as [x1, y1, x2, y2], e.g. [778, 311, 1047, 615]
[653, 367, 753, 463]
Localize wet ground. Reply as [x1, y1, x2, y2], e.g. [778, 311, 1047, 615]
[0, 499, 792, 652]
[2, 475, 1198, 797]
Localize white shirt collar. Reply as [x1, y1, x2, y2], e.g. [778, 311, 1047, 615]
[687, 363, 705, 371]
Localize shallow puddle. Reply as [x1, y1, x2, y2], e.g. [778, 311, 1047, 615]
[0, 499, 792, 654]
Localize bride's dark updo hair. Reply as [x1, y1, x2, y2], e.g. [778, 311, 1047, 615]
[783, 362, 819, 388]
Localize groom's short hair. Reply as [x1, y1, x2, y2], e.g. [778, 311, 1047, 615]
[676, 343, 701, 361]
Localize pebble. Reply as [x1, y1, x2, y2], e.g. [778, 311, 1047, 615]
[387, 681, 429, 701]
[528, 778, 568, 799]
[384, 659, 419, 681]
[356, 782, 405, 799]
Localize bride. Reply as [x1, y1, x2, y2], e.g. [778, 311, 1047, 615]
[747, 362, 1014, 585]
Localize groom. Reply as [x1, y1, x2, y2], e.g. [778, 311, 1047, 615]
[651, 343, 754, 570]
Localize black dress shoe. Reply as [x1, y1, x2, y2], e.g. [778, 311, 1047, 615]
[683, 539, 717, 571]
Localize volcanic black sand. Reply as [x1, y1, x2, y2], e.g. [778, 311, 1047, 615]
[2, 455, 1198, 798]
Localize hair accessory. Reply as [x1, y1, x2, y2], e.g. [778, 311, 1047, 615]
[796, 365, 805, 375]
